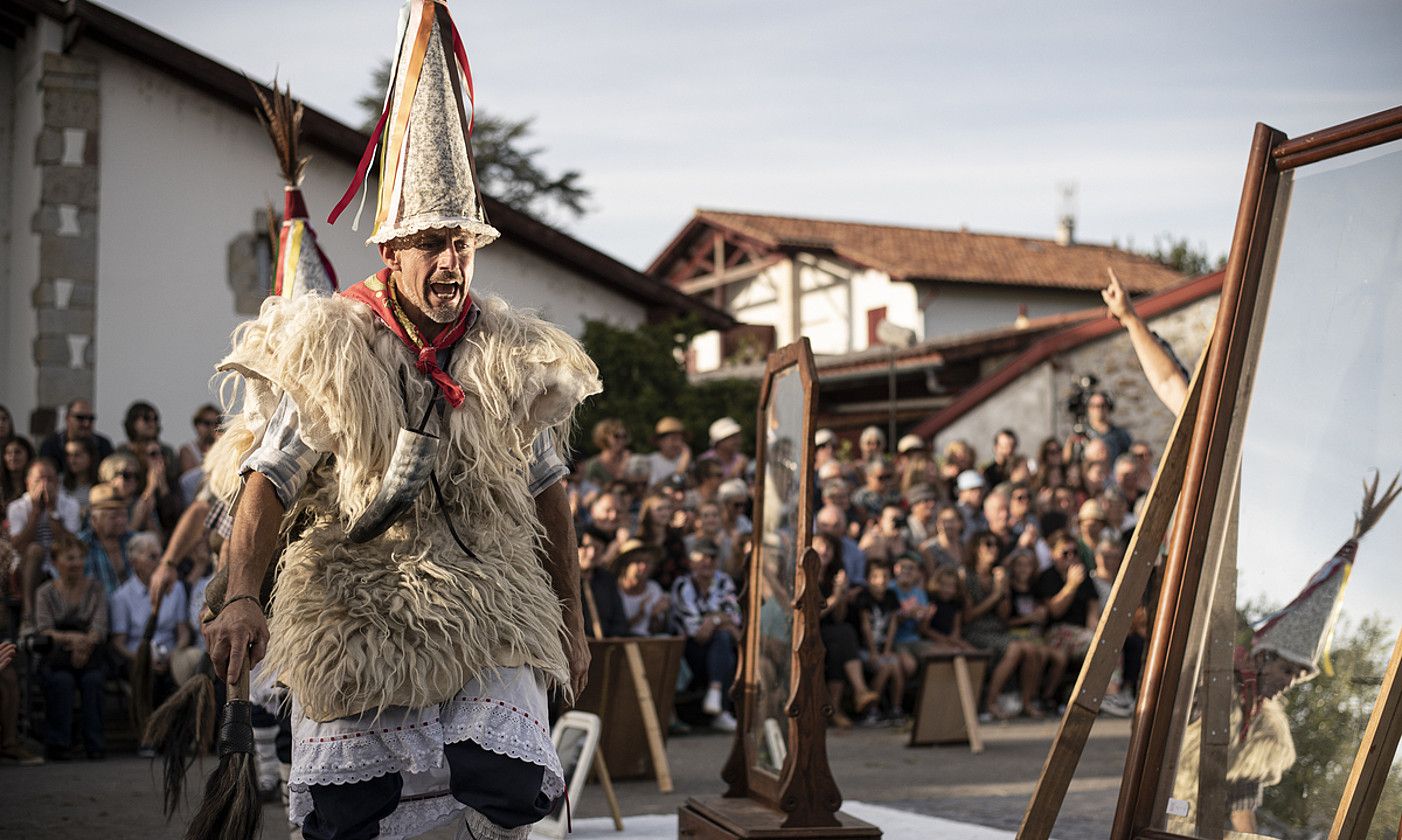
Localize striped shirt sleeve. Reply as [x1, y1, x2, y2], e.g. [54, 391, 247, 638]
[239, 394, 324, 509]
[527, 429, 568, 498]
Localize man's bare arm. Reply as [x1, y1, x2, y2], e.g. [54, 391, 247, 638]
[535, 479, 589, 699]
[149, 495, 211, 608]
[205, 472, 285, 683]
[1103, 268, 1188, 410]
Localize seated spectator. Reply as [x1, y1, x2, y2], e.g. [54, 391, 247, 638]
[982, 428, 1020, 489]
[982, 486, 1015, 561]
[8, 458, 82, 623]
[891, 556, 933, 657]
[894, 433, 927, 472]
[686, 501, 735, 580]
[717, 478, 753, 538]
[81, 484, 132, 595]
[856, 426, 886, 468]
[816, 504, 866, 585]
[577, 531, 630, 638]
[1075, 499, 1110, 569]
[962, 530, 1044, 721]
[919, 503, 965, 572]
[1037, 530, 1102, 674]
[820, 478, 862, 539]
[904, 484, 940, 545]
[61, 436, 99, 514]
[637, 490, 688, 590]
[923, 566, 976, 653]
[177, 404, 221, 506]
[583, 491, 627, 569]
[1083, 459, 1109, 496]
[852, 460, 901, 525]
[1087, 534, 1134, 716]
[33, 533, 109, 760]
[1005, 549, 1061, 716]
[581, 418, 633, 500]
[1034, 437, 1066, 490]
[689, 458, 724, 509]
[859, 504, 914, 566]
[109, 532, 190, 685]
[702, 417, 749, 481]
[672, 540, 742, 731]
[0, 536, 41, 765]
[939, 439, 977, 499]
[38, 399, 114, 476]
[116, 402, 183, 533]
[812, 533, 879, 729]
[616, 541, 670, 636]
[813, 428, 838, 471]
[854, 561, 906, 724]
[2, 436, 34, 507]
[898, 452, 941, 497]
[0, 404, 14, 444]
[646, 417, 692, 488]
[1101, 485, 1133, 542]
[98, 452, 158, 537]
[955, 470, 988, 535]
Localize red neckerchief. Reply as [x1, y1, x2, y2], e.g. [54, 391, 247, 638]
[341, 268, 471, 407]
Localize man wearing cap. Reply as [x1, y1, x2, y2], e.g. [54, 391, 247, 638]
[894, 433, 926, 476]
[646, 416, 692, 489]
[703, 417, 749, 481]
[79, 484, 132, 596]
[200, 4, 601, 837]
[904, 484, 941, 545]
[955, 470, 989, 535]
[1075, 498, 1110, 570]
[814, 428, 838, 471]
[852, 460, 902, 526]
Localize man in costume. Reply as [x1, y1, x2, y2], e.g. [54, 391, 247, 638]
[200, 3, 601, 837]
[1171, 474, 1399, 836]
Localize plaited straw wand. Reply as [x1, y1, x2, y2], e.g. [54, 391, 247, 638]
[184, 659, 261, 840]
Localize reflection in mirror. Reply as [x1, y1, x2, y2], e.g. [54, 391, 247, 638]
[1157, 140, 1402, 838]
[751, 365, 804, 777]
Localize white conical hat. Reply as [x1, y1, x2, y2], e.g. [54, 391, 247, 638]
[332, 0, 498, 247]
[1251, 541, 1354, 679]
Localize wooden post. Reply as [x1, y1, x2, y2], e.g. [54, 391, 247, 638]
[1193, 485, 1239, 838]
[952, 655, 984, 755]
[1017, 357, 1205, 840]
[622, 641, 674, 793]
[1332, 622, 1402, 838]
[591, 748, 625, 832]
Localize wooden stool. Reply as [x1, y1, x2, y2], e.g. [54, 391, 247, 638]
[908, 651, 990, 751]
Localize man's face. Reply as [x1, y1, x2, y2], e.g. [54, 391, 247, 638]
[195, 410, 220, 445]
[984, 493, 1009, 534]
[64, 442, 91, 475]
[657, 432, 685, 458]
[26, 462, 57, 501]
[131, 408, 161, 443]
[130, 541, 159, 584]
[1087, 394, 1111, 425]
[1051, 540, 1078, 573]
[1257, 654, 1309, 699]
[816, 506, 845, 538]
[1009, 486, 1031, 519]
[958, 486, 984, 509]
[380, 229, 476, 324]
[91, 506, 129, 539]
[66, 400, 96, 439]
[994, 432, 1017, 461]
[689, 550, 717, 582]
[1079, 516, 1106, 544]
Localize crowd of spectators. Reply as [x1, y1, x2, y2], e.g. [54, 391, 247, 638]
[1, 399, 219, 764]
[567, 392, 1152, 732]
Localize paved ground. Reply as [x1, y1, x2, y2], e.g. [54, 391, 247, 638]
[0, 716, 1130, 839]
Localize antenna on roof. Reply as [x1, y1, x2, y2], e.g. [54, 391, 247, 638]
[1056, 181, 1078, 246]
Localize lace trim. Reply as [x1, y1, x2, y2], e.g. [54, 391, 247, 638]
[367, 215, 500, 246]
[441, 693, 565, 799]
[289, 789, 464, 840]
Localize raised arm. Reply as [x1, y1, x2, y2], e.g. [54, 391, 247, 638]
[1102, 268, 1188, 410]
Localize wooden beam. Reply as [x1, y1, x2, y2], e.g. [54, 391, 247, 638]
[1331, 622, 1402, 837]
[680, 254, 785, 295]
[1017, 352, 1205, 840]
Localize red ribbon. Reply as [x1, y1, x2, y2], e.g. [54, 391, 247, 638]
[443, 5, 475, 136]
[327, 103, 390, 226]
[341, 269, 470, 407]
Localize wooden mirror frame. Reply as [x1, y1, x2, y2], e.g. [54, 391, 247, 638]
[718, 337, 846, 826]
[1108, 105, 1402, 840]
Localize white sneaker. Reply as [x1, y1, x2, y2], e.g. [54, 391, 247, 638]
[1100, 693, 1134, 718]
[711, 711, 737, 732]
[703, 686, 723, 715]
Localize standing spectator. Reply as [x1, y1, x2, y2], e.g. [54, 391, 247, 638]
[2, 437, 35, 507]
[61, 436, 99, 513]
[33, 533, 108, 760]
[904, 484, 940, 545]
[38, 399, 114, 476]
[702, 417, 749, 481]
[919, 503, 966, 571]
[97, 453, 159, 536]
[1066, 391, 1133, 465]
[982, 429, 1020, 489]
[645, 417, 692, 488]
[672, 541, 742, 731]
[816, 504, 866, 585]
[9, 459, 82, 623]
[616, 541, 670, 636]
[852, 460, 901, 525]
[81, 484, 132, 594]
[577, 531, 629, 639]
[857, 426, 886, 466]
[581, 418, 633, 497]
[109, 532, 190, 684]
[1036, 530, 1102, 673]
[955, 470, 988, 535]
[853, 561, 907, 724]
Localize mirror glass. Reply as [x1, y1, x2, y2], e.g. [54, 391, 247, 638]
[750, 364, 804, 777]
[1156, 139, 1402, 838]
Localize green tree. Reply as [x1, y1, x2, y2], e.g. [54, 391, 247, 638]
[1144, 235, 1227, 277]
[573, 317, 760, 463]
[357, 59, 589, 222]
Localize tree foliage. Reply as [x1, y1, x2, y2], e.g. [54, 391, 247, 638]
[573, 317, 760, 462]
[357, 59, 589, 222]
[1143, 235, 1227, 277]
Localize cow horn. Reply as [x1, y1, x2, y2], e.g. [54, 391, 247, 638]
[346, 427, 440, 543]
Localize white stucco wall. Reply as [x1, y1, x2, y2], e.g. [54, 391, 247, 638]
[1, 22, 57, 437]
[70, 44, 639, 445]
[920, 282, 1098, 341]
[725, 264, 784, 343]
[935, 293, 1219, 461]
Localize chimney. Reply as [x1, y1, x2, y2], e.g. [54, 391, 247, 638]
[1056, 214, 1075, 246]
[1014, 304, 1030, 329]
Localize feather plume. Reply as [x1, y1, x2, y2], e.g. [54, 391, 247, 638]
[1353, 470, 1401, 540]
[250, 77, 308, 186]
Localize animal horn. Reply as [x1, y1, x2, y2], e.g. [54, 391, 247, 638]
[347, 427, 440, 543]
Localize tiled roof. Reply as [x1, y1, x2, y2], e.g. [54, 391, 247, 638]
[686, 210, 1185, 293]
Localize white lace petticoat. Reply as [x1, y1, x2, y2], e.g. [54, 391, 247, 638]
[287, 665, 564, 840]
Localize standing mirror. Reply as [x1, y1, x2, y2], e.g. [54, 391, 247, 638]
[678, 338, 880, 839]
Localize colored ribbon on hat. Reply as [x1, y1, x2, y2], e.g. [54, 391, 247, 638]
[341, 269, 470, 407]
[278, 189, 339, 296]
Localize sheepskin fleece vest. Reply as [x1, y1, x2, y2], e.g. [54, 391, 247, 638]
[1168, 697, 1295, 828]
[207, 290, 601, 721]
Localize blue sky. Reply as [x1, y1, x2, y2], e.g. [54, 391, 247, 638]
[100, 1, 1402, 269]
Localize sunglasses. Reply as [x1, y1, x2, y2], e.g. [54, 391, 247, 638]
[195, 418, 219, 427]
[117, 470, 141, 480]
[71, 413, 95, 422]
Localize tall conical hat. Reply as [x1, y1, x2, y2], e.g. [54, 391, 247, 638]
[328, 0, 498, 247]
[1252, 472, 1400, 678]
[252, 80, 338, 298]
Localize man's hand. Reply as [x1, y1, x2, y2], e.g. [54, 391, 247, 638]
[1101, 268, 1134, 324]
[0, 641, 15, 670]
[149, 563, 180, 610]
[205, 598, 269, 684]
[563, 616, 590, 700]
[1066, 563, 1087, 589]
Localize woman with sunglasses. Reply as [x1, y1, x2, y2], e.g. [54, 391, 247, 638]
[61, 437, 99, 513]
[98, 453, 158, 536]
[581, 418, 633, 499]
